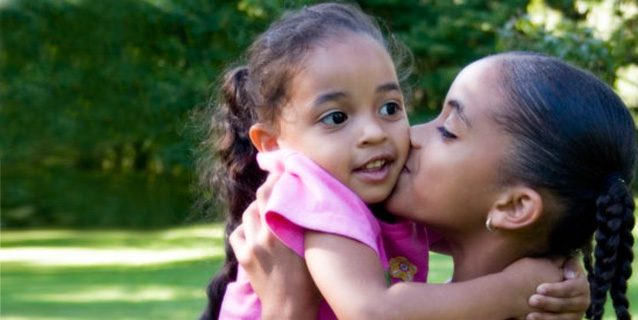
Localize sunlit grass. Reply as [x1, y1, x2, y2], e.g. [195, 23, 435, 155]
[1, 222, 637, 319]
[1, 225, 225, 268]
[1, 247, 223, 267]
[22, 286, 201, 303]
[1, 224, 225, 320]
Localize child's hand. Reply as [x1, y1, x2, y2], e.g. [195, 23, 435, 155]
[500, 257, 564, 318]
[525, 257, 590, 320]
[229, 172, 322, 319]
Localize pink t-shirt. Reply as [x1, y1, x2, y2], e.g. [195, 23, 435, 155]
[219, 150, 431, 319]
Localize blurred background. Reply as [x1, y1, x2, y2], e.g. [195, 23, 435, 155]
[1, 0, 637, 319]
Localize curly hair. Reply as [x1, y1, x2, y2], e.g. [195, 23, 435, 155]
[196, 3, 411, 318]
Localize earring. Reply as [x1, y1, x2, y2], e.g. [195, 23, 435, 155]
[485, 216, 495, 233]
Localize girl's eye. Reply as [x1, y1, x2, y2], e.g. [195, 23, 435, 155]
[379, 102, 401, 116]
[437, 126, 457, 140]
[320, 111, 348, 126]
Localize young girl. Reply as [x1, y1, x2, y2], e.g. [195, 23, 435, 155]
[199, 3, 590, 319]
[232, 51, 636, 320]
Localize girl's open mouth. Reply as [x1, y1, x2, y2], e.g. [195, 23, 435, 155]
[355, 158, 393, 182]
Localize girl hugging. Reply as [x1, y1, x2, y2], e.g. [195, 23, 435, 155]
[199, 3, 624, 320]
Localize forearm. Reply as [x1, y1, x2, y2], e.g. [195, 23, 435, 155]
[325, 274, 530, 320]
[377, 273, 528, 320]
[261, 296, 320, 320]
[306, 232, 552, 320]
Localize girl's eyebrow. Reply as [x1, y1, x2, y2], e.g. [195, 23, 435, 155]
[314, 82, 400, 107]
[377, 82, 401, 93]
[315, 91, 348, 106]
[448, 99, 472, 128]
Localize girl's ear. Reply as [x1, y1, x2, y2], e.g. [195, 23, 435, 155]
[488, 187, 543, 231]
[249, 123, 279, 152]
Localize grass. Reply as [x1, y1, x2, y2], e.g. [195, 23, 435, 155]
[0, 225, 225, 320]
[1, 223, 637, 319]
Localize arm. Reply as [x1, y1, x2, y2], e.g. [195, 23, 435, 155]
[305, 231, 561, 320]
[230, 203, 322, 319]
[427, 240, 590, 320]
[234, 206, 588, 320]
[235, 170, 588, 319]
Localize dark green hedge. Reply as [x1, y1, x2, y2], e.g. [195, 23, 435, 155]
[2, 0, 635, 228]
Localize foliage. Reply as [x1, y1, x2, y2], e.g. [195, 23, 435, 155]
[359, 0, 529, 110]
[496, 0, 637, 86]
[1, 0, 275, 228]
[1, 0, 267, 172]
[498, 19, 616, 82]
[2, 0, 635, 228]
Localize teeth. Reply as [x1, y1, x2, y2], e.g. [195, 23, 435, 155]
[364, 159, 386, 170]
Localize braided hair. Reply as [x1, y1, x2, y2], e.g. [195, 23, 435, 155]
[587, 176, 635, 319]
[197, 3, 411, 318]
[492, 52, 636, 319]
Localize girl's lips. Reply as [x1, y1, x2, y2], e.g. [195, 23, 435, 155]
[354, 159, 393, 182]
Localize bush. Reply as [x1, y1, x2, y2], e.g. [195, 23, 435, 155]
[2, 0, 635, 228]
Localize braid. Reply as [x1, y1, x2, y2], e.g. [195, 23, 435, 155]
[200, 66, 266, 319]
[492, 52, 636, 320]
[588, 179, 635, 320]
[610, 187, 634, 319]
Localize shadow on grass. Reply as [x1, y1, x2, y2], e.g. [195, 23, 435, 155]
[3, 259, 226, 319]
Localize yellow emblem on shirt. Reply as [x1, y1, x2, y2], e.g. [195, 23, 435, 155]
[389, 256, 417, 282]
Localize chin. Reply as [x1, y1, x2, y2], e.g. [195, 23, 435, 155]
[361, 189, 392, 205]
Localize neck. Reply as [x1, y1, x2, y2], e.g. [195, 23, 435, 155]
[441, 231, 526, 282]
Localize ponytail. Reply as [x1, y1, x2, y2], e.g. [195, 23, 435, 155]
[492, 52, 636, 320]
[200, 66, 267, 320]
[586, 177, 635, 320]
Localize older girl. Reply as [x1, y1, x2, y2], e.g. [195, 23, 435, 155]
[234, 52, 635, 320]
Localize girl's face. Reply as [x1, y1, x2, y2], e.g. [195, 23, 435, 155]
[386, 58, 512, 235]
[275, 34, 410, 204]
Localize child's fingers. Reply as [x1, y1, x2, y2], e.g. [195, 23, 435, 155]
[230, 202, 260, 266]
[256, 171, 282, 213]
[234, 202, 273, 269]
[527, 258, 589, 318]
[229, 224, 246, 248]
[239, 200, 281, 255]
[242, 202, 262, 240]
[229, 224, 248, 263]
[528, 293, 589, 313]
[561, 257, 584, 280]
[526, 311, 584, 320]
[535, 274, 589, 298]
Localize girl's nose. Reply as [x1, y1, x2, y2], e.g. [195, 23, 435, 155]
[358, 119, 388, 146]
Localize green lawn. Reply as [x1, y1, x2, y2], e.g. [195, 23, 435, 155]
[1, 223, 637, 319]
[1, 225, 225, 320]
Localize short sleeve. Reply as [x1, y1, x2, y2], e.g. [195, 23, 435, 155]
[257, 150, 383, 259]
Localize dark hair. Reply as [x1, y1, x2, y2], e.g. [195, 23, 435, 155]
[197, 3, 411, 319]
[492, 52, 636, 320]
